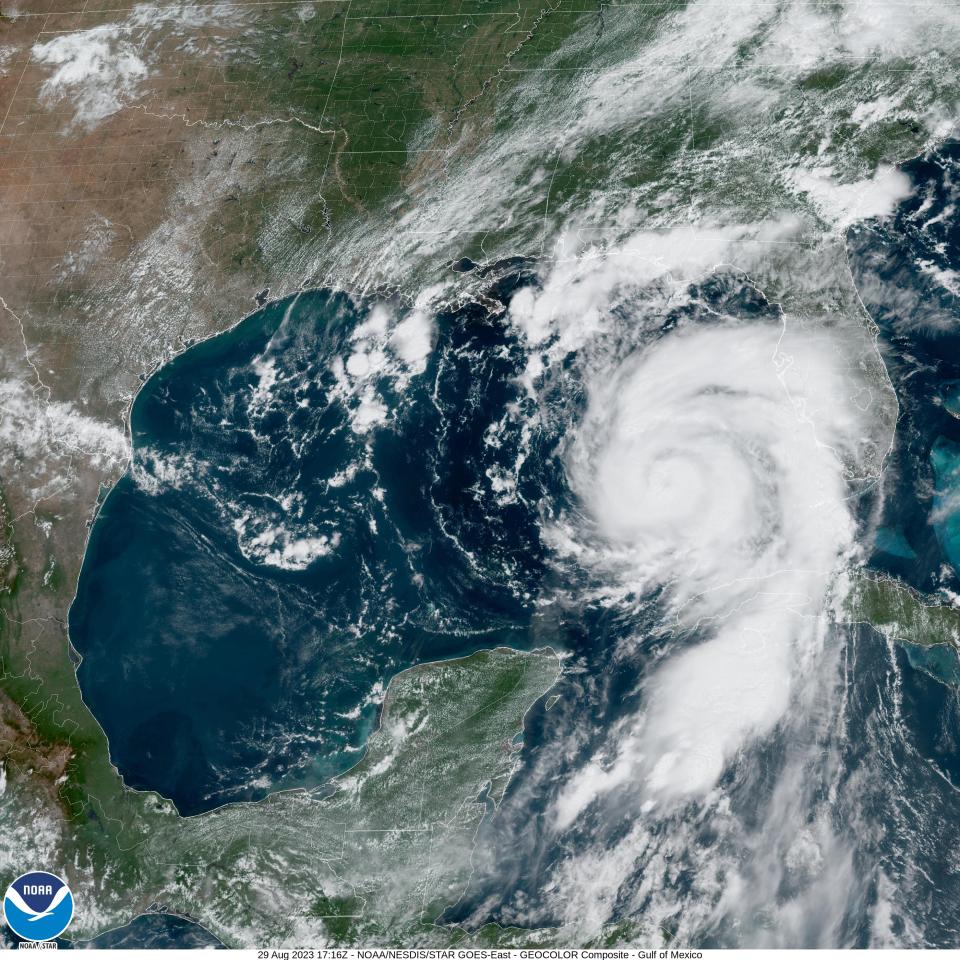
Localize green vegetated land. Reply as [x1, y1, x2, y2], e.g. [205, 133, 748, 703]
[3, 0, 958, 947]
[846, 574, 960, 647]
[0, 644, 561, 946]
[202, 0, 611, 266]
[0, 0, 600, 880]
[0, 2, 600, 943]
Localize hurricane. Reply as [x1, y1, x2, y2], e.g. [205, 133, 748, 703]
[435, 230, 901, 945]
[29, 0, 960, 945]
[560, 319, 866, 805]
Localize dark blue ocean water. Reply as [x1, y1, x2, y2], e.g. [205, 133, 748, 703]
[848, 143, 960, 594]
[70, 262, 797, 938]
[71, 279, 574, 815]
[449, 146, 960, 943]
[821, 143, 960, 944]
[66, 141, 960, 944]
[70, 264, 776, 824]
[2, 914, 223, 950]
[844, 143, 960, 717]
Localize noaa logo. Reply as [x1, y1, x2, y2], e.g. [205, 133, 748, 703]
[3, 872, 73, 942]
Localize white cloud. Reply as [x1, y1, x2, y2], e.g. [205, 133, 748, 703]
[232, 511, 341, 570]
[552, 310, 869, 814]
[508, 223, 751, 356]
[32, 24, 148, 129]
[788, 164, 914, 230]
[314, 0, 960, 291]
[0, 378, 130, 498]
[389, 308, 435, 373]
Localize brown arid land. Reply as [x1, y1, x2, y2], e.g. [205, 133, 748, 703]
[0, 0, 591, 881]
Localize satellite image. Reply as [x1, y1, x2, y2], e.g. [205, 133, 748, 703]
[2, 0, 960, 949]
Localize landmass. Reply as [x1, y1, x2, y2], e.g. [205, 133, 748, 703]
[2, 0, 960, 947]
[1, 645, 561, 946]
[845, 573, 960, 648]
[0, 0, 593, 941]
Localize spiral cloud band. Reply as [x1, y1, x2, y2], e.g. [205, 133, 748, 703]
[557, 319, 867, 818]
